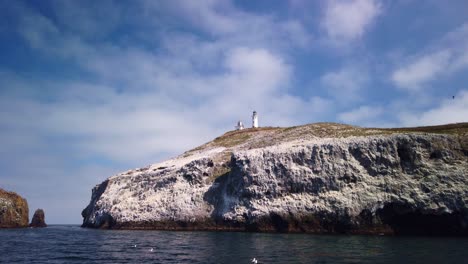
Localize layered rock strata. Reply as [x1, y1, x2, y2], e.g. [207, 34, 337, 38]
[82, 123, 468, 235]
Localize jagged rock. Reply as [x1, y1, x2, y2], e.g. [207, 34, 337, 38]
[82, 123, 468, 235]
[30, 209, 47, 228]
[0, 189, 29, 228]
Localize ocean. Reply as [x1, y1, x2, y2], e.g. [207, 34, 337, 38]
[1, 225, 467, 263]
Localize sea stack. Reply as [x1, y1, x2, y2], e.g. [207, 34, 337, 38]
[30, 209, 47, 228]
[82, 122, 468, 235]
[0, 188, 29, 228]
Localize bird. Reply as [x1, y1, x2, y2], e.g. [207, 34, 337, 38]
[251, 258, 258, 263]
[453, 95, 455, 99]
[149, 248, 154, 252]
[133, 244, 137, 248]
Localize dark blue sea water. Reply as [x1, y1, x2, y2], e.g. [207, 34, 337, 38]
[1, 225, 468, 263]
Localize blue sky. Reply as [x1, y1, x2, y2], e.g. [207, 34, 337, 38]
[0, 0, 467, 224]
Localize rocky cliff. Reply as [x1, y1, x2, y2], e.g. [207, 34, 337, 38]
[82, 123, 468, 235]
[0, 189, 29, 228]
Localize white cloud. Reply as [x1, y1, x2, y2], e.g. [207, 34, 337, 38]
[338, 105, 383, 125]
[321, 65, 370, 103]
[154, 0, 241, 35]
[142, 0, 312, 51]
[321, 0, 382, 43]
[392, 50, 452, 90]
[392, 23, 468, 90]
[224, 47, 290, 94]
[49, 0, 122, 38]
[18, 6, 60, 49]
[0, 41, 319, 164]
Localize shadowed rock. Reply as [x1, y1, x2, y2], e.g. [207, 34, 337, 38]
[30, 209, 47, 228]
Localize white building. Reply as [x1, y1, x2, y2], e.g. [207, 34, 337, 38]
[235, 120, 244, 130]
[252, 111, 258, 128]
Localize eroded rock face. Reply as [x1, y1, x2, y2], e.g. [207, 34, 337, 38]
[0, 189, 29, 228]
[82, 125, 468, 235]
[30, 209, 47, 228]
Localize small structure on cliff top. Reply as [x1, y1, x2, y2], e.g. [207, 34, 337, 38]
[235, 111, 259, 130]
[252, 111, 258, 128]
[235, 120, 244, 130]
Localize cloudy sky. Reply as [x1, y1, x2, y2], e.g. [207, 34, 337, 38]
[1, 0, 467, 224]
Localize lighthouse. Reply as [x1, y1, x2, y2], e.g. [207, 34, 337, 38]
[252, 111, 258, 128]
[235, 120, 244, 130]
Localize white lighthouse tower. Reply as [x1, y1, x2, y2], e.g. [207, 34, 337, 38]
[252, 111, 258, 128]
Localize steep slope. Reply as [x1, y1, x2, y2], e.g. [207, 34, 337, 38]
[82, 123, 468, 235]
[0, 189, 29, 228]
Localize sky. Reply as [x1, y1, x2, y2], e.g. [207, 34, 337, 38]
[0, 0, 467, 224]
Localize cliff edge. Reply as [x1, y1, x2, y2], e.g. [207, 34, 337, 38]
[82, 122, 468, 235]
[0, 189, 29, 228]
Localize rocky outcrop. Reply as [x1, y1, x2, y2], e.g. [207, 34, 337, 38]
[82, 123, 468, 235]
[0, 189, 29, 228]
[30, 209, 47, 228]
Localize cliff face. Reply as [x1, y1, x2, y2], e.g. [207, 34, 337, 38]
[82, 123, 468, 235]
[0, 189, 29, 228]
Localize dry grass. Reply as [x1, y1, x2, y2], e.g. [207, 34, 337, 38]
[381, 122, 468, 135]
[187, 122, 468, 155]
[213, 133, 251, 148]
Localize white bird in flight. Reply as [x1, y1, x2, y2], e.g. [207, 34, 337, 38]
[251, 258, 258, 263]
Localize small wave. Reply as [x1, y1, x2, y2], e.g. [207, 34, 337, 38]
[51, 255, 91, 261]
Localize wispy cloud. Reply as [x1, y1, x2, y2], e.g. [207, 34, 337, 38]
[2, 1, 325, 166]
[392, 50, 452, 90]
[392, 23, 468, 91]
[338, 105, 383, 125]
[399, 90, 468, 126]
[321, 65, 370, 103]
[321, 0, 382, 44]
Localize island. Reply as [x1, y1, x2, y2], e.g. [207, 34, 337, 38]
[82, 122, 468, 235]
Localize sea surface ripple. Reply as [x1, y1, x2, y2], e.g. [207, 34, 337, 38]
[1, 225, 468, 263]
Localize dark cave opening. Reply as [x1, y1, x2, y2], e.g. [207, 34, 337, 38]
[269, 212, 290, 232]
[377, 203, 467, 236]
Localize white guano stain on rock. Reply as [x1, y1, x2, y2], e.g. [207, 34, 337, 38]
[82, 123, 468, 234]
